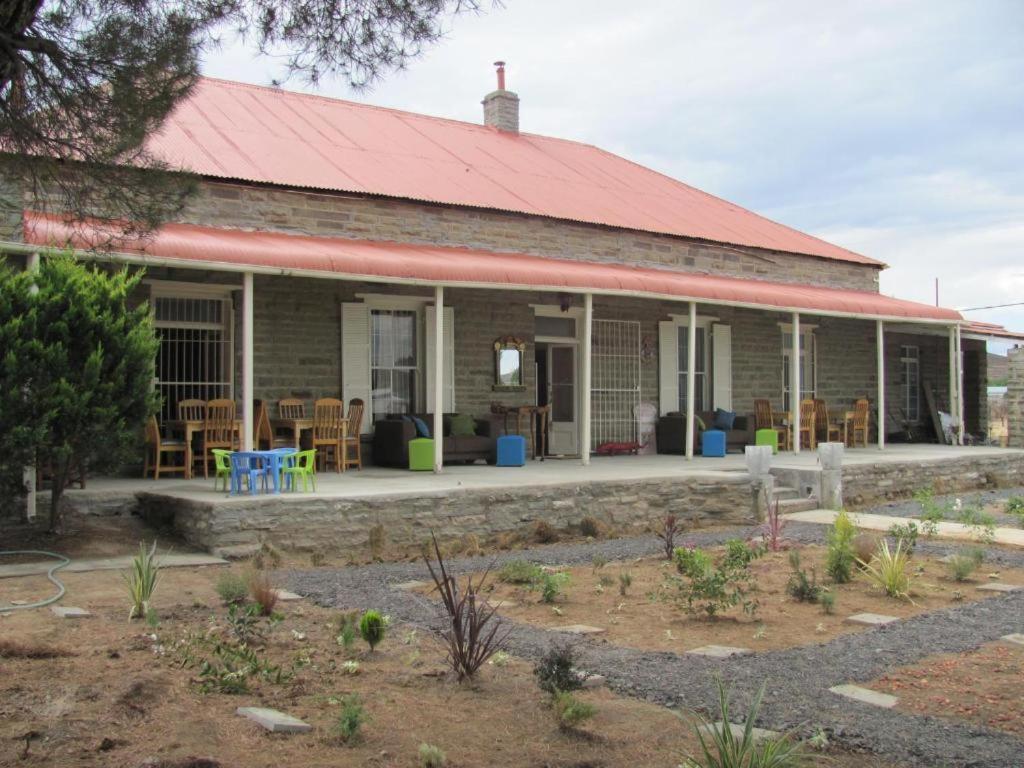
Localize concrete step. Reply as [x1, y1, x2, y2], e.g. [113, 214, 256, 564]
[773, 486, 800, 501]
[776, 497, 820, 513]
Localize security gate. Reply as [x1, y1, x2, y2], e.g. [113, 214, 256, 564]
[590, 319, 641, 449]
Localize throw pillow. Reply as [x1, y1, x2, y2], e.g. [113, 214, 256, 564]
[411, 416, 431, 439]
[713, 408, 736, 431]
[450, 413, 477, 437]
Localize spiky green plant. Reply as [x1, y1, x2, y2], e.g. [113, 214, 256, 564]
[858, 539, 911, 600]
[684, 677, 807, 768]
[551, 690, 596, 731]
[418, 742, 447, 767]
[124, 541, 160, 620]
[359, 610, 386, 651]
[825, 510, 857, 583]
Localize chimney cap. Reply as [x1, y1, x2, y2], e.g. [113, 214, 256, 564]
[494, 61, 506, 91]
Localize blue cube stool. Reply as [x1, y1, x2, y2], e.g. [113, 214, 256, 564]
[496, 434, 527, 467]
[701, 429, 727, 458]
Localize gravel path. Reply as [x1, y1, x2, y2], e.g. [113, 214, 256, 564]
[286, 495, 1024, 768]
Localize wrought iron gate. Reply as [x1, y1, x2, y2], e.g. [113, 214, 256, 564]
[590, 319, 641, 449]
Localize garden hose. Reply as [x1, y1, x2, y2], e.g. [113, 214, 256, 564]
[0, 550, 70, 612]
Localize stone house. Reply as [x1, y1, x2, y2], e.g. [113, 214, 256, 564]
[1, 69, 1000, 467]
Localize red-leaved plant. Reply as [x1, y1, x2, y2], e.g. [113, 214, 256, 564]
[760, 501, 788, 552]
[656, 514, 683, 560]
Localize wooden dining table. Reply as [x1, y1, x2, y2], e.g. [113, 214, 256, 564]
[271, 417, 315, 449]
[168, 419, 242, 480]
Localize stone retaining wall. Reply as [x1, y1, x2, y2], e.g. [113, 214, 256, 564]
[137, 474, 755, 555]
[841, 453, 1024, 509]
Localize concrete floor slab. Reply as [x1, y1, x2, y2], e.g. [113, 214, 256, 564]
[697, 722, 779, 742]
[829, 684, 898, 708]
[686, 644, 752, 658]
[783, 509, 1024, 548]
[548, 624, 606, 635]
[977, 583, 1021, 593]
[391, 580, 431, 591]
[1000, 633, 1024, 646]
[50, 606, 90, 618]
[845, 612, 899, 626]
[0, 553, 228, 580]
[236, 706, 312, 733]
[274, 589, 303, 601]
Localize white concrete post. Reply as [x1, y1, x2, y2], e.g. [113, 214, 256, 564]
[433, 286, 444, 473]
[791, 312, 801, 453]
[948, 325, 957, 442]
[24, 252, 40, 520]
[956, 324, 965, 445]
[684, 301, 697, 461]
[241, 272, 254, 451]
[876, 319, 885, 450]
[581, 293, 593, 465]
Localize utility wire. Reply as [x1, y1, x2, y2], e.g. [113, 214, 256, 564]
[958, 301, 1024, 312]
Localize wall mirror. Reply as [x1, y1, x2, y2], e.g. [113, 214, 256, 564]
[493, 336, 526, 390]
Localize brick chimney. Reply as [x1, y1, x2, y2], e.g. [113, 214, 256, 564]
[482, 61, 519, 133]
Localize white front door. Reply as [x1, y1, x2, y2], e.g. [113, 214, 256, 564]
[548, 344, 578, 455]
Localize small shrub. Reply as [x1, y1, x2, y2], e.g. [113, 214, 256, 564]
[533, 520, 559, 544]
[579, 516, 601, 538]
[359, 610, 386, 651]
[785, 550, 821, 603]
[252, 541, 283, 570]
[124, 541, 160, 620]
[946, 547, 985, 582]
[683, 676, 807, 768]
[1005, 496, 1024, 527]
[887, 521, 919, 554]
[915, 487, 947, 537]
[309, 550, 326, 567]
[591, 554, 608, 570]
[498, 559, 543, 585]
[551, 690, 596, 731]
[215, 571, 249, 605]
[336, 612, 358, 651]
[825, 511, 857, 584]
[461, 532, 482, 557]
[859, 540, 911, 600]
[419, 743, 447, 767]
[618, 571, 632, 597]
[335, 694, 367, 743]
[534, 643, 585, 694]
[672, 539, 762, 618]
[597, 573, 614, 588]
[820, 591, 836, 615]
[226, 602, 267, 645]
[656, 513, 683, 560]
[538, 572, 570, 604]
[368, 523, 386, 561]
[247, 570, 278, 617]
[851, 532, 881, 566]
[957, 504, 997, 544]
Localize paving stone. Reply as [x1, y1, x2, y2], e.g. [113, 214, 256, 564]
[391, 580, 431, 591]
[686, 644, 752, 658]
[548, 624, 606, 635]
[50, 606, 90, 618]
[698, 722, 779, 742]
[582, 674, 607, 689]
[829, 684, 898, 708]
[1000, 633, 1024, 646]
[977, 583, 1021, 593]
[236, 706, 312, 733]
[274, 589, 303, 601]
[844, 612, 899, 626]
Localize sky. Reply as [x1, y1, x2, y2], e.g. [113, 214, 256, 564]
[203, 1, 1024, 351]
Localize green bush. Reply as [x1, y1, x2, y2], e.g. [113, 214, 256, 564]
[618, 571, 632, 597]
[336, 694, 367, 743]
[359, 610, 386, 651]
[946, 547, 985, 582]
[825, 510, 857, 584]
[887, 521, 919, 554]
[1005, 496, 1024, 527]
[336, 612, 357, 651]
[418, 743, 447, 767]
[534, 643, 585, 694]
[915, 487, 948, 537]
[820, 591, 836, 615]
[784, 550, 821, 603]
[672, 540, 762, 618]
[579, 516, 601, 538]
[537, 572, 570, 604]
[215, 571, 249, 605]
[551, 690, 596, 731]
[498, 559, 543, 585]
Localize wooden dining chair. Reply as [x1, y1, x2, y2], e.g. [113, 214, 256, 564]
[849, 398, 870, 448]
[312, 398, 345, 472]
[798, 398, 817, 450]
[178, 399, 206, 422]
[754, 398, 790, 451]
[278, 398, 306, 419]
[814, 399, 842, 444]
[143, 416, 186, 479]
[341, 398, 364, 471]
[256, 401, 292, 451]
[200, 399, 237, 478]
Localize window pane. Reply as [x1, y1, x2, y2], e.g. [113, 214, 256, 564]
[537, 316, 576, 337]
[392, 310, 417, 367]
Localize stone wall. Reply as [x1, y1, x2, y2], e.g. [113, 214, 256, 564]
[136, 474, 755, 555]
[180, 181, 881, 292]
[1007, 347, 1024, 448]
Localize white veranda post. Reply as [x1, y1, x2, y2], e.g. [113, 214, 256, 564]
[684, 301, 697, 461]
[581, 293, 593, 466]
[791, 312, 801, 453]
[241, 272, 254, 451]
[876, 319, 885, 450]
[433, 286, 444, 473]
[948, 325, 957, 442]
[956, 324, 965, 445]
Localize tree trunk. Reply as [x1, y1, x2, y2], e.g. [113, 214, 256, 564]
[48, 458, 68, 534]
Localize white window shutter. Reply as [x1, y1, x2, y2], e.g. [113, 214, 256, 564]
[658, 320, 679, 416]
[341, 302, 371, 429]
[425, 305, 455, 413]
[712, 323, 733, 411]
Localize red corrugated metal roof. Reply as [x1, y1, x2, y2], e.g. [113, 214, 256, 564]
[963, 320, 1024, 341]
[23, 212, 954, 322]
[144, 77, 881, 268]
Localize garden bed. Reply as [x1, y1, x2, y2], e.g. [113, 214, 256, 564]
[870, 638, 1024, 737]
[425, 544, 1024, 655]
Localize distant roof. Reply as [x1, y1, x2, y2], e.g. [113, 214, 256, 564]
[23, 211, 951, 322]
[145, 77, 882, 268]
[964, 320, 1024, 342]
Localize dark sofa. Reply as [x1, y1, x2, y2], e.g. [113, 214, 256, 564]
[371, 413, 498, 467]
[655, 410, 754, 455]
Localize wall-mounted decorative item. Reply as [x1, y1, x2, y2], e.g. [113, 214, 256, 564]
[557, 292, 573, 313]
[640, 334, 655, 363]
[493, 336, 526, 390]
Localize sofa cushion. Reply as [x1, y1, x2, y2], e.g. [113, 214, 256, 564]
[713, 408, 736, 430]
[411, 415, 431, 438]
[450, 413, 477, 436]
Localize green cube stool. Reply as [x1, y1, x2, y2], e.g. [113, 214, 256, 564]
[408, 437, 434, 471]
[755, 428, 779, 455]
